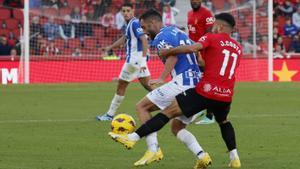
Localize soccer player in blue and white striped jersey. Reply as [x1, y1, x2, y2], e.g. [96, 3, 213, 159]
[97, 3, 152, 121]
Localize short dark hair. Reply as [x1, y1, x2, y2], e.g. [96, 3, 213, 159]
[122, 2, 134, 8]
[215, 13, 236, 28]
[140, 9, 162, 22]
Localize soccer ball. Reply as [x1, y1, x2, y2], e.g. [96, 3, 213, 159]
[111, 114, 136, 134]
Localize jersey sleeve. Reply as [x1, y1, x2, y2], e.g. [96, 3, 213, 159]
[197, 33, 212, 49]
[131, 21, 144, 38]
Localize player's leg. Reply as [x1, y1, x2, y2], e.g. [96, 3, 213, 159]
[134, 97, 163, 166]
[210, 101, 241, 168]
[108, 88, 205, 148]
[97, 63, 133, 121]
[137, 64, 152, 92]
[172, 115, 212, 169]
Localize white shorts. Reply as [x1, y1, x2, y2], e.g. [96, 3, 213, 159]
[119, 59, 150, 82]
[146, 80, 197, 124]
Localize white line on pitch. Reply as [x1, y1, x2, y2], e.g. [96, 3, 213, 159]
[0, 114, 299, 124]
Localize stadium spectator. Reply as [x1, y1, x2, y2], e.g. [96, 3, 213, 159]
[277, 0, 295, 17]
[93, 0, 106, 20]
[42, 0, 64, 9]
[274, 44, 286, 58]
[284, 18, 298, 37]
[292, 6, 300, 29]
[30, 0, 42, 8]
[45, 41, 60, 56]
[59, 15, 75, 47]
[44, 16, 60, 41]
[290, 35, 300, 53]
[3, 0, 23, 8]
[71, 6, 82, 23]
[162, 3, 179, 26]
[258, 35, 268, 54]
[0, 36, 12, 56]
[30, 16, 44, 54]
[75, 15, 93, 47]
[10, 48, 18, 61]
[72, 47, 82, 57]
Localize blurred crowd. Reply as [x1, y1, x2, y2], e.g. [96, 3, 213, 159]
[273, 0, 300, 58]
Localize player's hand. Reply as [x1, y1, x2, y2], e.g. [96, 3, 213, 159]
[159, 48, 169, 58]
[149, 78, 164, 87]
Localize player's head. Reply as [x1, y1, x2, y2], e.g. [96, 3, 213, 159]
[139, 9, 163, 40]
[122, 3, 134, 22]
[212, 13, 235, 34]
[190, 0, 202, 11]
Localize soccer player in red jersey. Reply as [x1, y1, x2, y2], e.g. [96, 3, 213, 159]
[109, 13, 242, 168]
[188, 0, 216, 124]
[188, 0, 215, 42]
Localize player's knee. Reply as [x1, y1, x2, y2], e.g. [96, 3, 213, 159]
[171, 120, 186, 136]
[217, 118, 229, 125]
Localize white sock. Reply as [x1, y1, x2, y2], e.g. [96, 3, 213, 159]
[229, 149, 239, 160]
[106, 94, 125, 116]
[146, 132, 158, 153]
[176, 129, 205, 159]
[128, 132, 140, 141]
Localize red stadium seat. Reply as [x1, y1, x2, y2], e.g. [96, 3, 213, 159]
[60, 7, 72, 17]
[0, 8, 11, 20]
[13, 8, 23, 20]
[43, 8, 59, 17]
[0, 28, 10, 38]
[282, 36, 292, 52]
[5, 18, 19, 29]
[212, 0, 225, 10]
[84, 37, 97, 49]
[7, 38, 16, 47]
[68, 0, 81, 8]
[12, 28, 21, 39]
[68, 38, 81, 48]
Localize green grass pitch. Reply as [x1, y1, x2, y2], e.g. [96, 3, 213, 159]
[0, 82, 299, 169]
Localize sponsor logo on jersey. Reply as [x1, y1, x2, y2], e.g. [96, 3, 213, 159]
[199, 36, 207, 42]
[206, 17, 215, 24]
[212, 86, 232, 96]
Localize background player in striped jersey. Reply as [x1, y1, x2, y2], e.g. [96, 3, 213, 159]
[96, 3, 152, 121]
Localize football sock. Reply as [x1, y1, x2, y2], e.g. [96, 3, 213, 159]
[135, 113, 170, 138]
[206, 112, 213, 120]
[146, 132, 159, 153]
[219, 122, 236, 151]
[107, 94, 125, 116]
[229, 149, 239, 160]
[176, 129, 205, 159]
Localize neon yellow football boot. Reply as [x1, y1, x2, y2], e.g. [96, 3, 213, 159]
[134, 148, 163, 166]
[228, 157, 241, 168]
[194, 152, 212, 169]
[108, 132, 136, 149]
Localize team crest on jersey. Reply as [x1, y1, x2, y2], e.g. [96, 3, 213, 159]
[203, 83, 212, 92]
[137, 28, 143, 33]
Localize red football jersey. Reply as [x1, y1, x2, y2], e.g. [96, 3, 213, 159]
[196, 33, 242, 102]
[187, 7, 214, 42]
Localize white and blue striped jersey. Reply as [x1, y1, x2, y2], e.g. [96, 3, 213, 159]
[152, 26, 201, 86]
[125, 17, 145, 63]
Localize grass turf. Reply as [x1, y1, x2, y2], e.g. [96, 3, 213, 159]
[0, 82, 299, 169]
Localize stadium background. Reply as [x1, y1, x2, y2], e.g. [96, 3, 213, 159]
[0, 0, 299, 84]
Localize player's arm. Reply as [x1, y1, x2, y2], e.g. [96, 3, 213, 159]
[159, 43, 203, 58]
[149, 55, 177, 86]
[140, 35, 148, 58]
[103, 35, 126, 51]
